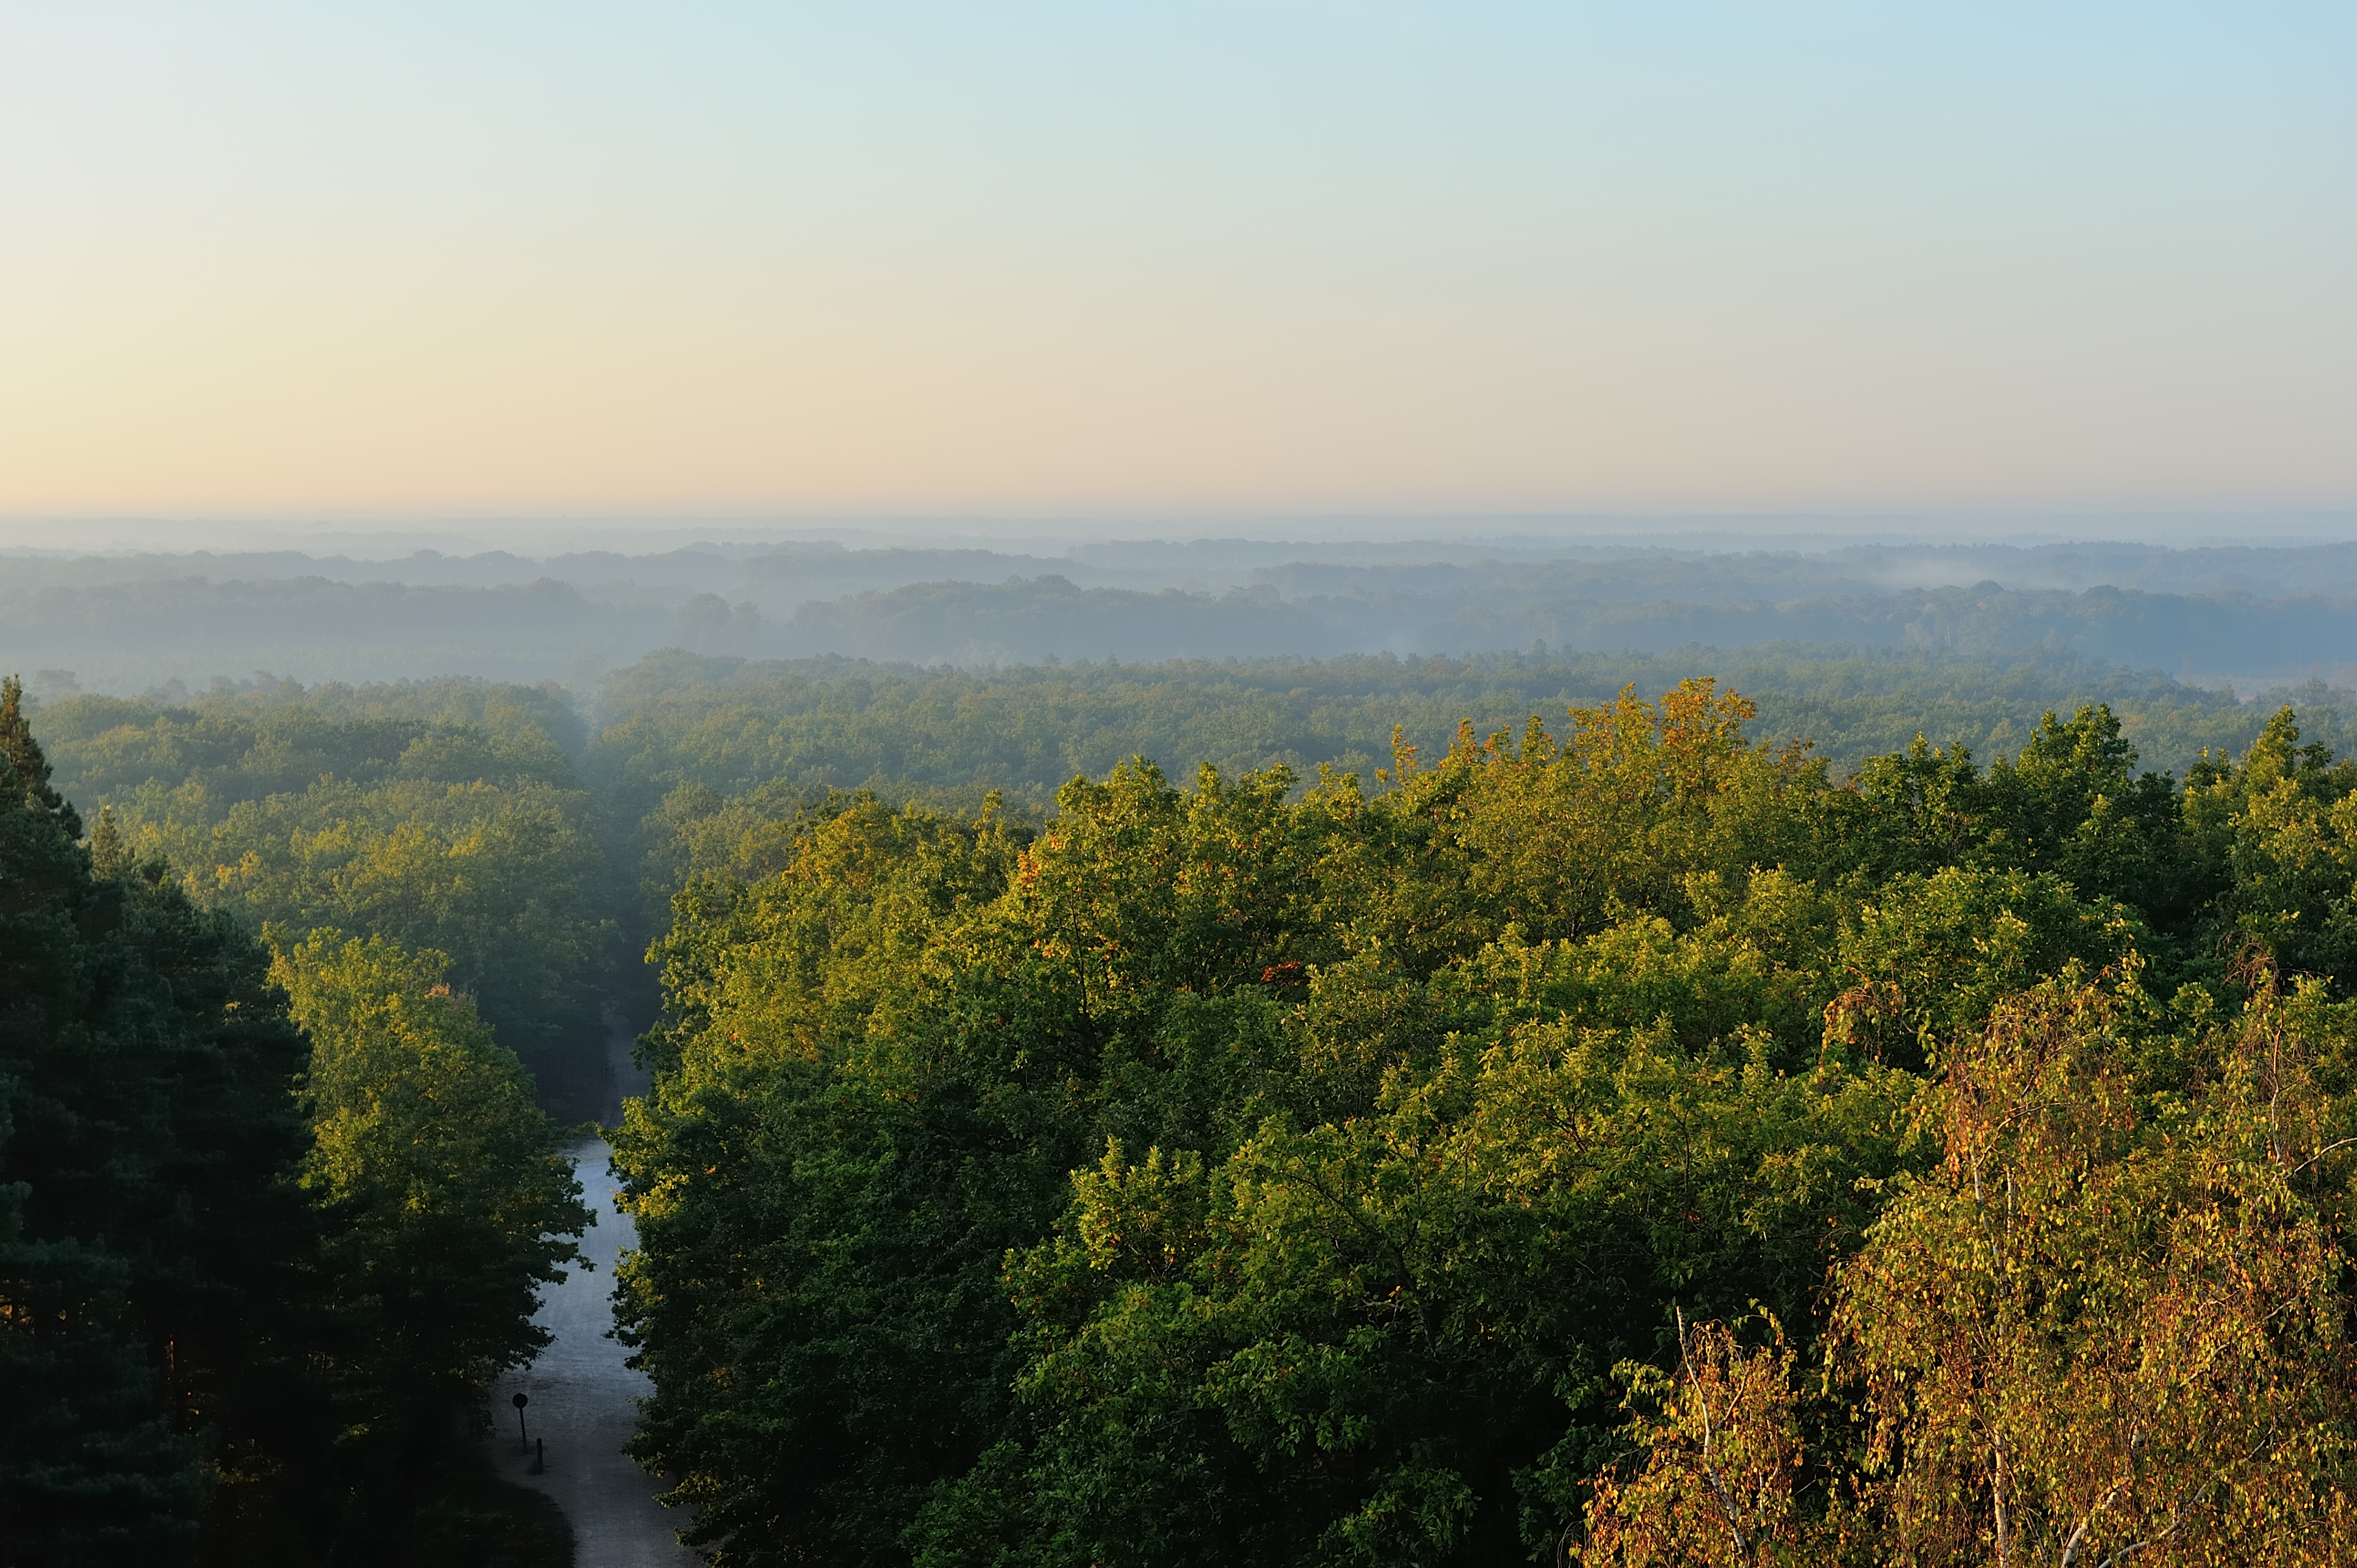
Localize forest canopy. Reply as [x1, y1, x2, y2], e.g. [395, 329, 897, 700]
[610, 679, 2357, 1566]
[27, 635, 2357, 1564]
[31, 678, 615, 1105]
[32, 643, 2357, 1102]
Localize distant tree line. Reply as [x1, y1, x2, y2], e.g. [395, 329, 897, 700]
[19, 543, 2357, 690]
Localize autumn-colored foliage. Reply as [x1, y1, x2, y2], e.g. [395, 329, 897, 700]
[1581, 1314, 1816, 1566]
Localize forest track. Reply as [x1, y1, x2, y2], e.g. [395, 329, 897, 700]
[488, 1132, 693, 1566]
[489, 1001, 687, 1565]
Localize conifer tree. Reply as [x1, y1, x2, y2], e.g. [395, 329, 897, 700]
[0, 682, 313, 1565]
[89, 803, 123, 878]
[0, 672, 79, 837]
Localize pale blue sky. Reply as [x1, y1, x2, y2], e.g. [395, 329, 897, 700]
[1, 2, 2349, 518]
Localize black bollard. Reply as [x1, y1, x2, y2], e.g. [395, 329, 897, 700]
[532, 1436, 545, 1475]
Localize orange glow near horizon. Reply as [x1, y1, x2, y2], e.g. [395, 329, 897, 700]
[2, 4, 2350, 519]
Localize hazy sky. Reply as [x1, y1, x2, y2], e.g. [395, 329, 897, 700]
[2, 2, 2350, 520]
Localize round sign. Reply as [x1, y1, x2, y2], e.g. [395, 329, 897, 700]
[512, 1392, 529, 1409]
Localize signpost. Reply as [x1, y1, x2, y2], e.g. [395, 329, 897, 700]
[512, 1390, 529, 1447]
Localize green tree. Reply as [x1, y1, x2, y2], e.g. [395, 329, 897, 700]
[1, 675, 315, 1566]
[614, 797, 1043, 1565]
[270, 930, 590, 1397]
[2, 673, 80, 837]
[2185, 706, 2357, 992]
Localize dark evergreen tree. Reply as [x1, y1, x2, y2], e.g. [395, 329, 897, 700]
[1, 674, 315, 1567]
[0, 674, 79, 838]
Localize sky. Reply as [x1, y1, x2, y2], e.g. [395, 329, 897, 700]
[1, 2, 2351, 526]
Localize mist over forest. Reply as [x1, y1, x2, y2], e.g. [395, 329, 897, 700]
[23, 528, 2357, 1564]
[15, 533, 2357, 695]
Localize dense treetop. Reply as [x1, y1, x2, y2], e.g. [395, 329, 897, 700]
[32, 644, 2352, 1089]
[586, 644, 2338, 807]
[30, 678, 613, 1092]
[611, 676, 2357, 1565]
